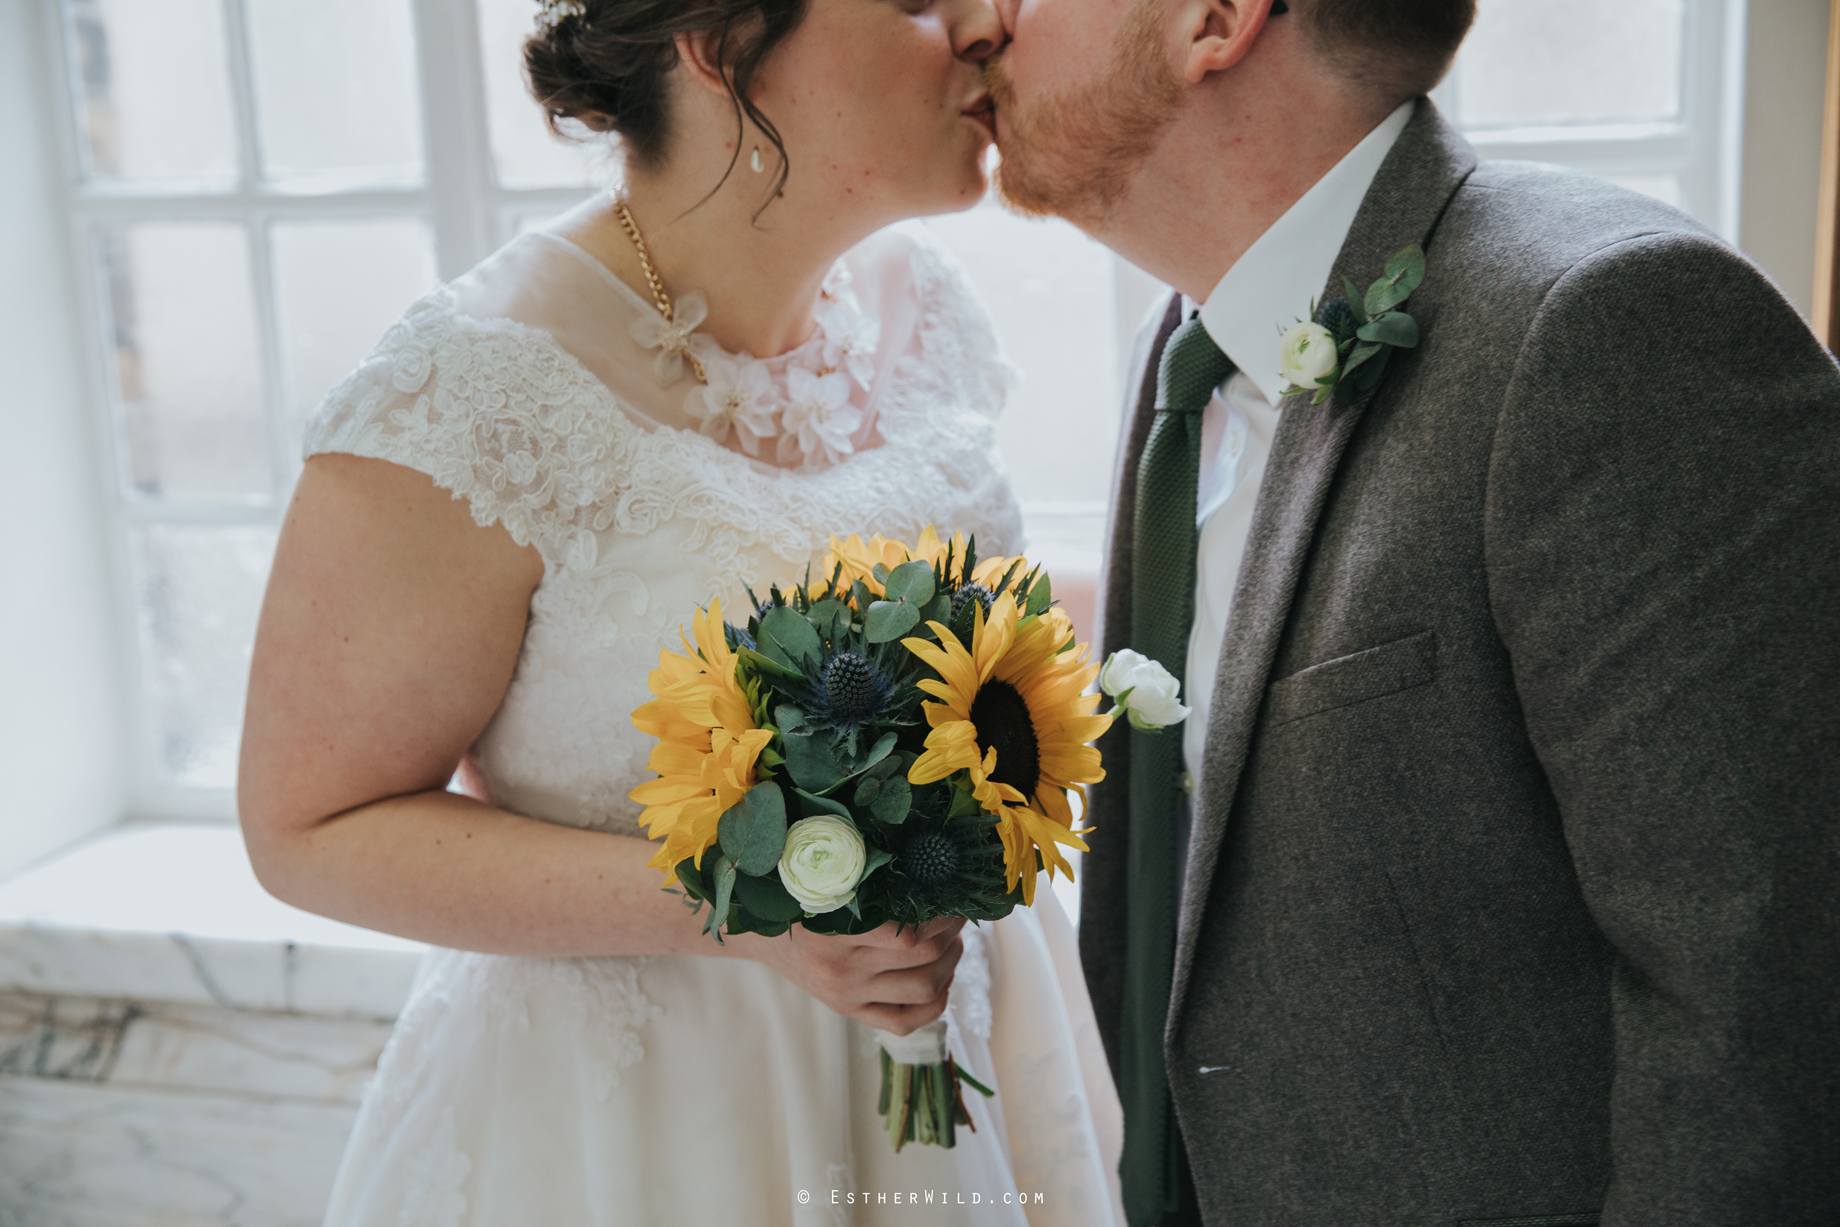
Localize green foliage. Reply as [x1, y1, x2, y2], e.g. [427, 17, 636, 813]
[717, 781, 787, 876]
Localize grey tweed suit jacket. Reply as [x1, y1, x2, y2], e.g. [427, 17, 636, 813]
[1079, 101, 1840, 1225]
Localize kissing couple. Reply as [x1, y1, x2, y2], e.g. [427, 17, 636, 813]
[238, 0, 1839, 1224]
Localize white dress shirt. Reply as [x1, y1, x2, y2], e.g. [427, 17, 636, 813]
[1178, 100, 1415, 804]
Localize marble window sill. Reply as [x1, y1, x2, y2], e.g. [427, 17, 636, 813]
[0, 822, 423, 1020]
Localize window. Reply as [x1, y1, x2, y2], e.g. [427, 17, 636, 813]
[39, 0, 1743, 820]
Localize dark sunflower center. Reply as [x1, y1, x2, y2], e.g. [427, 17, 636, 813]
[822, 651, 880, 723]
[969, 678, 1040, 798]
[902, 829, 960, 890]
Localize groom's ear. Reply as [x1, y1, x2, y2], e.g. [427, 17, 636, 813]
[1174, 0, 1274, 84]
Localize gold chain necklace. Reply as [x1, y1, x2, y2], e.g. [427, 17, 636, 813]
[612, 193, 708, 384]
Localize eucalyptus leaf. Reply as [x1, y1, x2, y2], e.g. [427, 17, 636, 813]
[782, 729, 845, 793]
[865, 600, 921, 644]
[717, 781, 789, 876]
[871, 776, 913, 824]
[884, 560, 936, 607]
[1364, 245, 1426, 317]
[794, 787, 852, 818]
[1383, 243, 1427, 293]
[1344, 277, 1368, 325]
[808, 598, 850, 642]
[775, 704, 807, 732]
[707, 855, 738, 938]
[1356, 311, 1419, 348]
[851, 731, 899, 777]
[733, 870, 805, 923]
[871, 562, 891, 586]
[918, 593, 951, 626]
[854, 775, 885, 807]
[760, 605, 823, 668]
[862, 848, 894, 879]
[1340, 341, 1385, 379]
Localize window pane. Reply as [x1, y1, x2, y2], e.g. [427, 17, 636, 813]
[98, 223, 269, 501]
[61, 0, 238, 187]
[1455, 0, 1684, 129]
[922, 203, 1120, 507]
[244, 0, 426, 189]
[1602, 172, 1683, 210]
[129, 525, 276, 789]
[475, 0, 607, 187]
[271, 218, 437, 455]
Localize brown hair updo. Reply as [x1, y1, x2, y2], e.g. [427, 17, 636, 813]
[523, 0, 811, 199]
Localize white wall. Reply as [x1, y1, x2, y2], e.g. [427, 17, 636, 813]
[0, 0, 127, 875]
[1739, 0, 1832, 320]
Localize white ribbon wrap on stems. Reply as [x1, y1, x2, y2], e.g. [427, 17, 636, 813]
[874, 1018, 949, 1064]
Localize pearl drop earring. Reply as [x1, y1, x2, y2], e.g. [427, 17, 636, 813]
[750, 146, 764, 173]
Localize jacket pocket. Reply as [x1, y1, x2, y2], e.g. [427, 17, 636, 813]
[1266, 629, 1437, 727]
[1458, 1216, 1599, 1227]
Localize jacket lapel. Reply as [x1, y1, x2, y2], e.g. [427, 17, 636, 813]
[1165, 103, 1480, 1036]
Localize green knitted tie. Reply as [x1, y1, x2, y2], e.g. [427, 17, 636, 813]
[1120, 315, 1234, 1226]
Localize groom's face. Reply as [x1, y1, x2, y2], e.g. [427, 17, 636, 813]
[985, 0, 1185, 224]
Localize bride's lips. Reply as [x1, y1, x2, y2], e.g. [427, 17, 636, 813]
[963, 93, 997, 140]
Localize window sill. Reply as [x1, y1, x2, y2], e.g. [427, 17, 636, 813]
[0, 822, 422, 1020]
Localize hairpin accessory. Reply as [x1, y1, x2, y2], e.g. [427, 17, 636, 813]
[537, 0, 586, 30]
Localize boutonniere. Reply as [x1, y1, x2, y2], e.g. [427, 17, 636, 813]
[1278, 243, 1427, 405]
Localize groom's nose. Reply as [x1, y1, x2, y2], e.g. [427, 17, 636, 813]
[948, 0, 1009, 61]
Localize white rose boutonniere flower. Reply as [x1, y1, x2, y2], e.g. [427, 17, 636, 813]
[1099, 648, 1192, 732]
[778, 814, 868, 914]
[1277, 243, 1428, 406]
[1278, 321, 1339, 392]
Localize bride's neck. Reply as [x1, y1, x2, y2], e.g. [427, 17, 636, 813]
[578, 160, 877, 361]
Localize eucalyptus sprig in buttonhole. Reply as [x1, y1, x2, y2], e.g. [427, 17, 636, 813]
[1278, 243, 1427, 405]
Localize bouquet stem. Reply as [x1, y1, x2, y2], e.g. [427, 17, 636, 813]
[874, 1021, 995, 1151]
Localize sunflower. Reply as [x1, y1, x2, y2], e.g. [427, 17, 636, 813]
[903, 593, 1112, 905]
[824, 527, 1026, 599]
[629, 599, 774, 874]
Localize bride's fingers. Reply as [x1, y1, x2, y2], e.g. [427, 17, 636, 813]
[856, 981, 953, 1036]
[865, 934, 963, 1005]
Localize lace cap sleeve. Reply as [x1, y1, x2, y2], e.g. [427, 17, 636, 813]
[302, 289, 636, 565]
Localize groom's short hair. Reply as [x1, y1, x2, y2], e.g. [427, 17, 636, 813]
[1297, 0, 1476, 106]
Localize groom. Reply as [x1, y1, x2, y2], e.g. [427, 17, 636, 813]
[988, 1, 1840, 1224]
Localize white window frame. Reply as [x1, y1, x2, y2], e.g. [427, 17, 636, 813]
[37, 0, 1748, 823]
[43, 0, 593, 822]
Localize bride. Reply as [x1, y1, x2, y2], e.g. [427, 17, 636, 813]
[237, 0, 1124, 1223]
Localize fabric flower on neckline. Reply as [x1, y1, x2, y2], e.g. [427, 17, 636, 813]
[630, 289, 720, 386]
[778, 366, 860, 470]
[685, 353, 782, 456]
[820, 294, 881, 390]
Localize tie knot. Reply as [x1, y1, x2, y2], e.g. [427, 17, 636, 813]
[1155, 317, 1233, 415]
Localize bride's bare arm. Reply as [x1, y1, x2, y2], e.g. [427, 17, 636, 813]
[239, 453, 960, 1033]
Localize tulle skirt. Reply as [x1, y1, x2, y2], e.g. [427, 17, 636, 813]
[322, 891, 1125, 1226]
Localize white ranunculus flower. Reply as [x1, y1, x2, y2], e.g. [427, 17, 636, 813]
[778, 815, 868, 914]
[1099, 649, 1192, 731]
[1277, 321, 1339, 392]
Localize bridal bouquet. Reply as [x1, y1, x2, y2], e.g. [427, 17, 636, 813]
[628, 529, 1118, 1151]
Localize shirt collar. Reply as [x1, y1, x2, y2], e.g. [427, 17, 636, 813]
[1192, 99, 1415, 407]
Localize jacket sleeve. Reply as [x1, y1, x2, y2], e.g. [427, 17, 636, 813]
[1484, 230, 1840, 1224]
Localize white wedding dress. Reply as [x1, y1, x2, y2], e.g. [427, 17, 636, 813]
[303, 218, 1126, 1226]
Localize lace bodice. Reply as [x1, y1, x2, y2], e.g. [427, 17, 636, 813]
[303, 223, 1023, 838]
